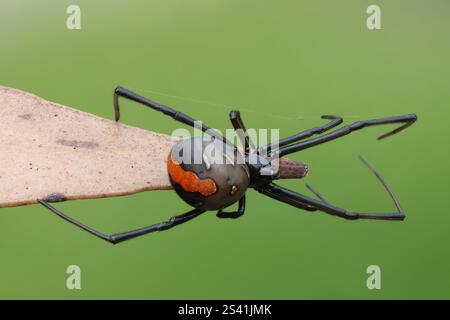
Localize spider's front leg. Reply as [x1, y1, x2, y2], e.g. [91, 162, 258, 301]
[257, 156, 405, 221]
[257, 184, 317, 212]
[276, 114, 417, 157]
[260, 115, 343, 154]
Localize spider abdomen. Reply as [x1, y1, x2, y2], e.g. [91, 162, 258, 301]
[167, 137, 250, 211]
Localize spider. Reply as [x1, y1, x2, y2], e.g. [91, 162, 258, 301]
[40, 86, 417, 244]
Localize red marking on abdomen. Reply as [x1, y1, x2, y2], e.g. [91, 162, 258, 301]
[167, 154, 217, 196]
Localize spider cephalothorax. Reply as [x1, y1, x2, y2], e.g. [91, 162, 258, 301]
[39, 86, 417, 244]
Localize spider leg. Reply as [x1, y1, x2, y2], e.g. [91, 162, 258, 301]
[39, 200, 205, 244]
[305, 183, 330, 204]
[114, 86, 229, 144]
[216, 195, 246, 219]
[257, 184, 317, 212]
[306, 155, 402, 210]
[229, 111, 255, 153]
[260, 115, 343, 154]
[228, 112, 341, 155]
[258, 156, 405, 220]
[275, 114, 417, 157]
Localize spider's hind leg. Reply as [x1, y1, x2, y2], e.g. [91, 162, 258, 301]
[39, 200, 206, 244]
[113, 86, 229, 144]
[216, 196, 246, 219]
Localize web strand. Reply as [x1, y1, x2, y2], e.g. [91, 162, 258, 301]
[125, 85, 400, 121]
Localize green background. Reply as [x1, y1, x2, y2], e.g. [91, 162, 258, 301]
[0, 0, 449, 299]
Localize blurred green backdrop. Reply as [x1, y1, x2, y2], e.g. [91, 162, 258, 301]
[0, 0, 449, 299]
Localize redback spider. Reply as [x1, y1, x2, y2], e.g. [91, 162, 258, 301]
[39, 86, 417, 244]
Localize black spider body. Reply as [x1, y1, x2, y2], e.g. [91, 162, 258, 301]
[168, 136, 250, 211]
[39, 86, 418, 244]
